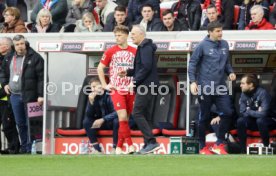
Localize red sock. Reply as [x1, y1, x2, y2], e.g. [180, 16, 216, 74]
[119, 121, 133, 146]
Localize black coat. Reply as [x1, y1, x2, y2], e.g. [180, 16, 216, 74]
[153, 19, 183, 31]
[133, 17, 162, 31]
[1, 47, 44, 103]
[103, 12, 132, 32]
[127, 39, 159, 88]
[171, 0, 202, 30]
[31, 23, 61, 33]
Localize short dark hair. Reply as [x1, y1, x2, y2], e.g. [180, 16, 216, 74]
[89, 77, 101, 85]
[141, 3, 154, 12]
[162, 9, 174, 17]
[207, 21, 223, 32]
[242, 74, 259, 88]
[114, 5, 126, 13]
[207, 4, 217, 11]
[113, 25, 129, 34]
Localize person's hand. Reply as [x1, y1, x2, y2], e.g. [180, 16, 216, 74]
[4, 85, 11, 95]
[91, 118, 104, 129]
[88, 25, 93, 32]
[190, 82, 198, 95]
[37, 97, 44, 106]
[229, 73, 236, 81]
[88, 92, 97, 104]
[118, 70, 127, 78]
[103, 84, 115, 91]
[210, 116, 220, 125]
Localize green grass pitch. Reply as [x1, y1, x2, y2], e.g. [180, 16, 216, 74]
[0, 155, 275, 176]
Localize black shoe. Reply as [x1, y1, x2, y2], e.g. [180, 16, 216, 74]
[18, 150, 31, 154]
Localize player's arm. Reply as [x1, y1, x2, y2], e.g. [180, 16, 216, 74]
[97, 63, 108, 89]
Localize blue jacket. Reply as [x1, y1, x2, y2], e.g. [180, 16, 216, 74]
[240, 87, 275, 118]
[188, 36, 233, 88]
[85, 91, 117, 122]
[127, 39, 159, 88]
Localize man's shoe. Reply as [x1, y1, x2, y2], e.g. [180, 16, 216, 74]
[211, 144, 228, 155]
[127, 145, 136, 154]
[139, 143, 160, 154]
[199, 147, 214, 155]
[115, 147, 123, 155]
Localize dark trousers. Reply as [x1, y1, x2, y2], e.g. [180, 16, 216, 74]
[237, 116, 276, 151]
[0, 101, 20, 151]
[10, 94, 31, 152]
[83, 116, 135, 148]
[132, 90, 156, 145]
[198, 94, 233, 148]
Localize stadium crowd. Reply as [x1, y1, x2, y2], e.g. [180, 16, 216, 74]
[0, 0, 275, 33]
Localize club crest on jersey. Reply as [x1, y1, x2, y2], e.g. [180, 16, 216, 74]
[117, 102, 121, 107]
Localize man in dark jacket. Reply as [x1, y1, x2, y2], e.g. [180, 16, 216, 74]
[0, 37, 20, 154]
[171, 0, 202, 30]
[127, 0, 160, 23]
[202, 0, 234, 29]
[1, 35, 44, 153]
[83, 77, 129, 154]
[188, 21, 236, 155]
[133, 3, 162, 32]
[103, 6, 131, 32]
[119, 25, 160, 154]
[237, 74, 276, 153]
[200, 5, 223, 30]
[153, 9, 183, 31]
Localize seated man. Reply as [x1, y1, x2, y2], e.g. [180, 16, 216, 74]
[237, 74, 276, 153]
[133, 3, 162, 32]
[245, 5, 274, 30]
[83, 77, 135, 154]
[200, 5, 221, 30]
[153, 9, 182, 31]
[103, 6, 131, 32]
[94, 0, 117, 28]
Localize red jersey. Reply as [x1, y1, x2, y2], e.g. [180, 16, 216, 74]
[101, 45, 136, 91]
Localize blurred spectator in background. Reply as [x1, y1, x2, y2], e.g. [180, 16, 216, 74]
[31, 8, 61, 33]
[127, 0, 160, 24]
[238, 0, 254, 30]
[245, 5, 274, 29]
[114, 0, 129, 7]
[202, 0, 234, 30]
[74, 12, 102, 32]
[133, 3, 162, 32]
[66, 0, 94, 26]
[171, 0, 202, 31]
[153, 9, 182, 31]
[6, 0, 28, 21]
[253, 0, 270, 20]
[31, 0, 68, 26]
[0, 1, 5, 23]
[103, 5, 131, 32]
[269, 0, 276, 28]
[0, 7, 27, 33]
[94, 0, 117, 28]
[200, 5, 224, 30]
[238, 0, 270, 30]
